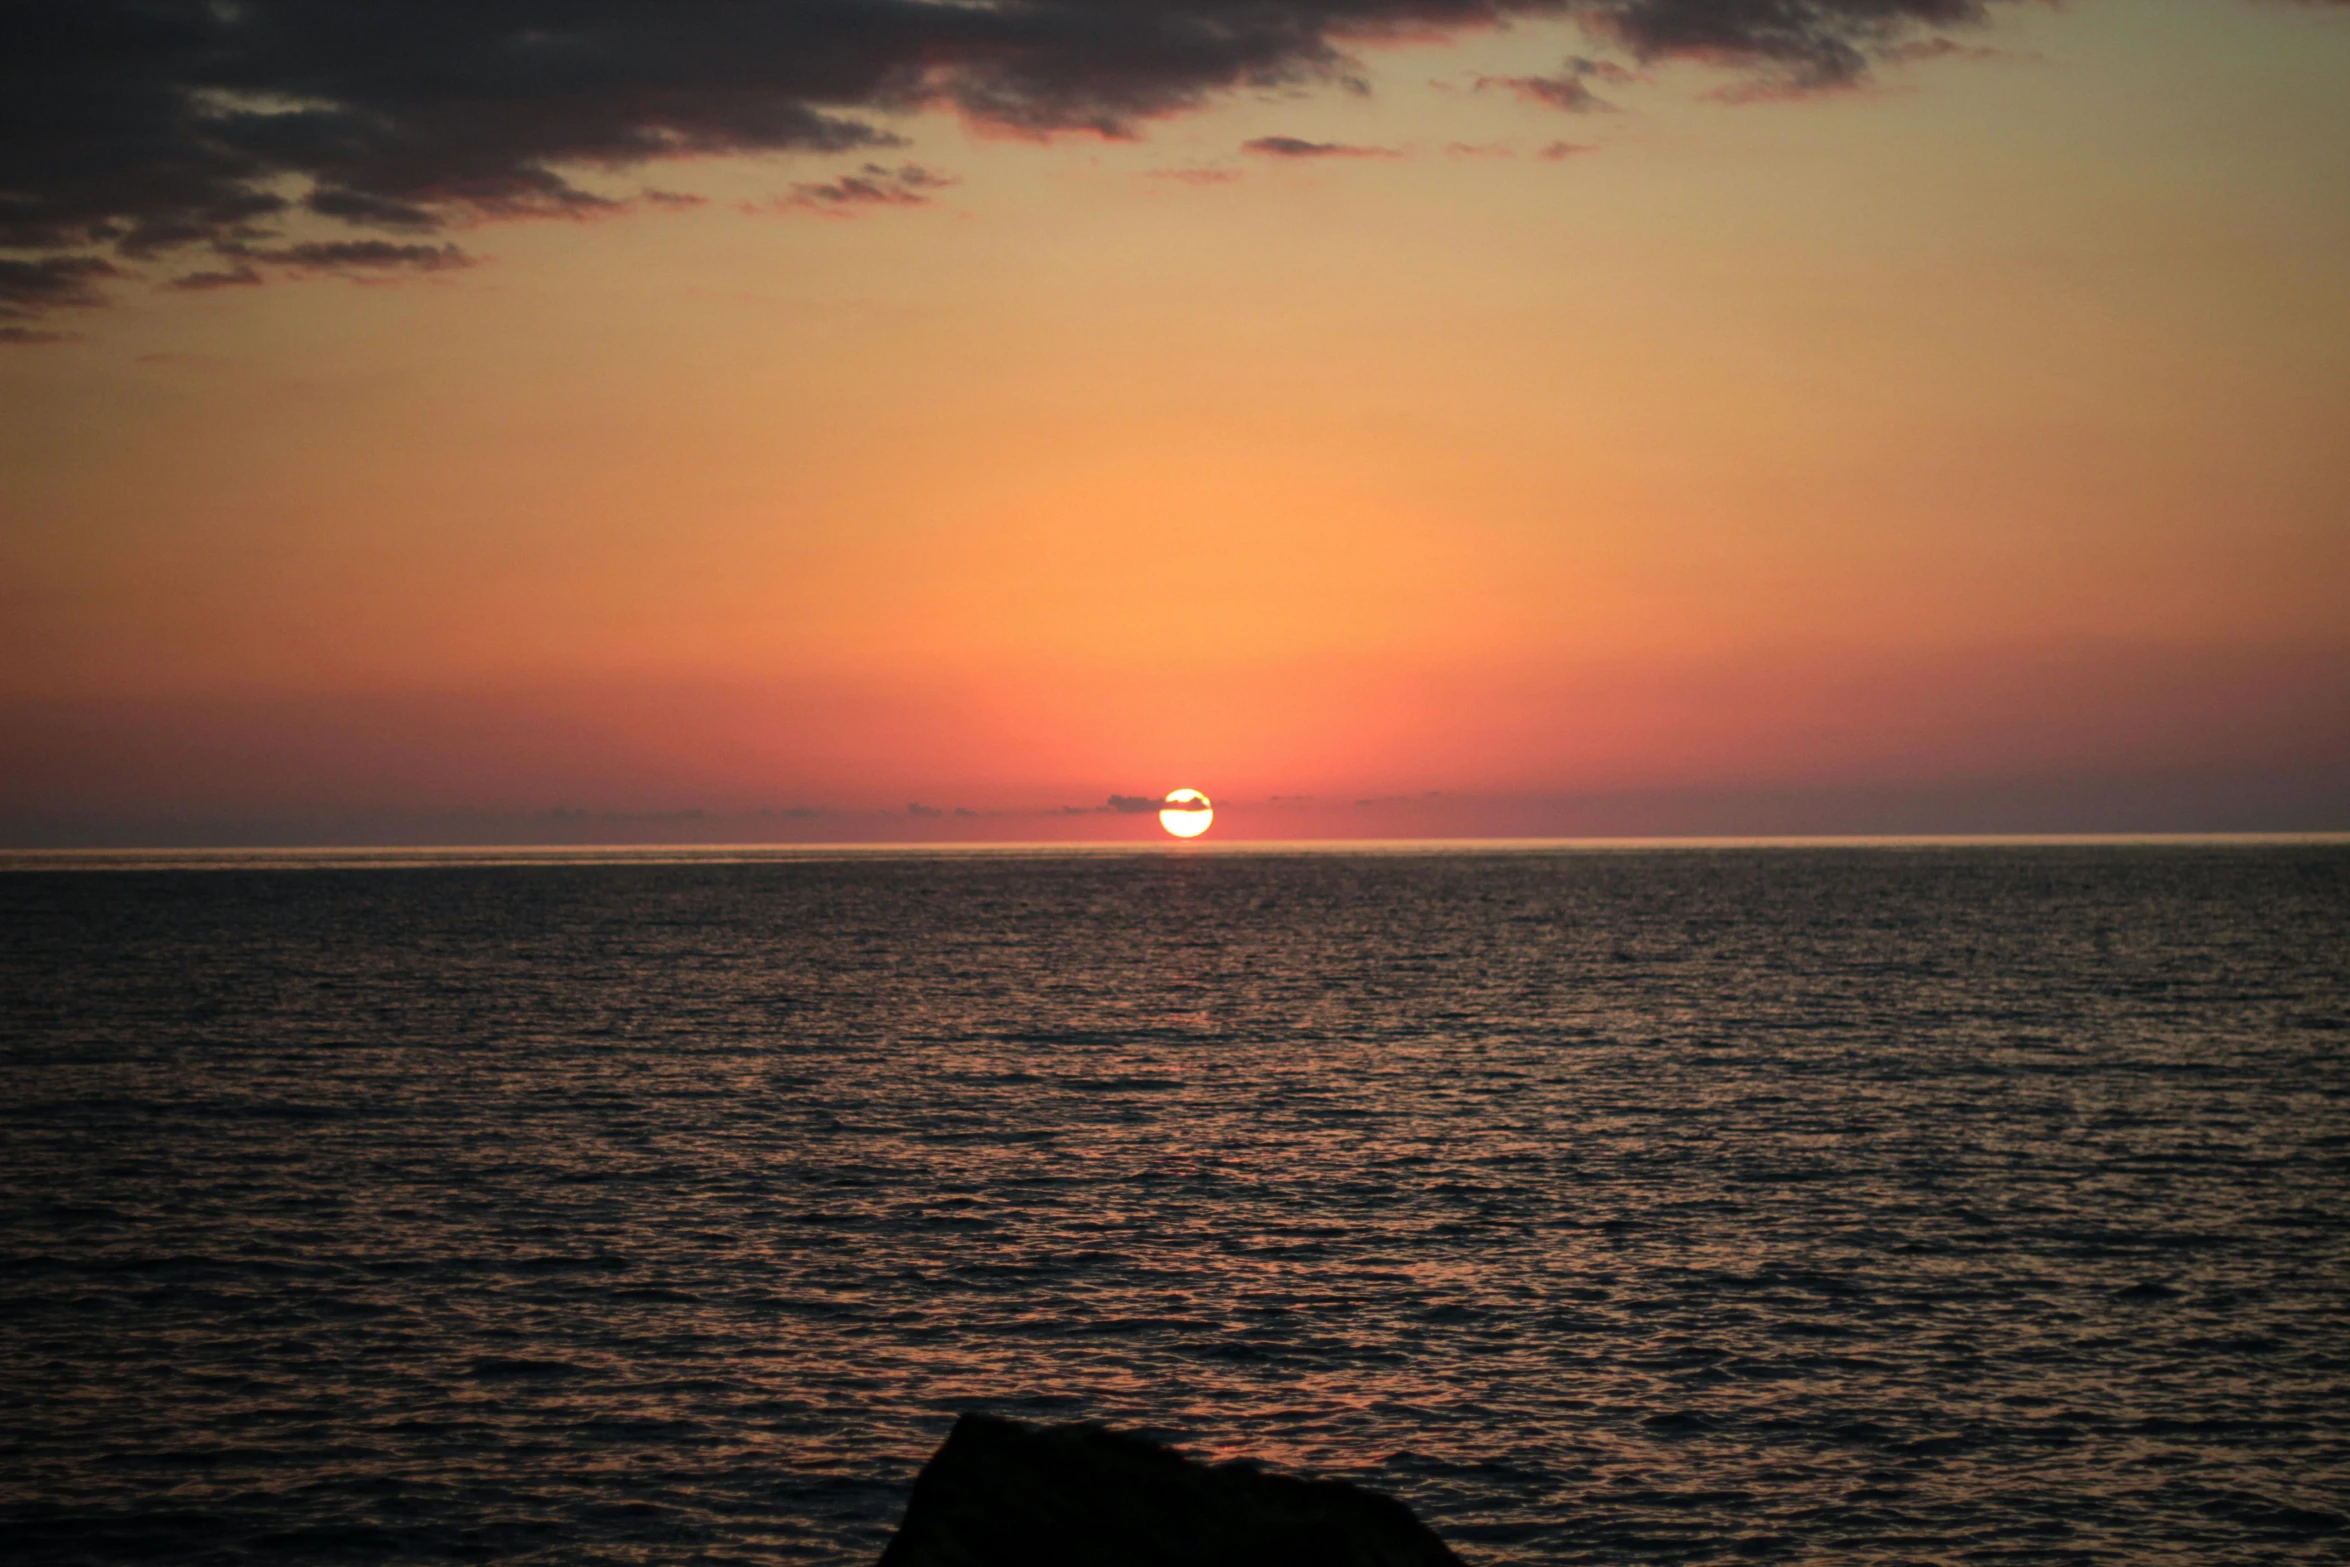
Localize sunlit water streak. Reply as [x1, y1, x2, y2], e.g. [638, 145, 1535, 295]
[3, 846, 2345, 1563]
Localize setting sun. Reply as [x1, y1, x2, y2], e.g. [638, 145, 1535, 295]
[1159, 789, 1213, 839]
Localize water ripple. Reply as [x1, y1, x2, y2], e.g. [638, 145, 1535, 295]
[2, 846, 2345, 1563]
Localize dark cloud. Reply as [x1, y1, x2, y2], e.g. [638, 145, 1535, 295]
[0, 256, 120, 319]
[1243, 136, 1401, 158]
[1571, 0, 1996, 93]
[1538, 139, 1598, 159]
[2, 0, 1547, 324]
[166, 263, 264, 291]
[0, 325, 82, 345]
[302, 188, 441, 230]
[233, 240, 476, 274]
[0, 0, 2321, 326]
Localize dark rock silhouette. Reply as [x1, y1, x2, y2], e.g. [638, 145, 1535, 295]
[877, 1412, 1467, 1566]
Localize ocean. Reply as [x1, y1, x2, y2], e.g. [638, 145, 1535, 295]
[3, 843, 2345, 1563]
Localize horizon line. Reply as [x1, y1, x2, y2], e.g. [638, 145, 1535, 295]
[6, 832, 2347, 872]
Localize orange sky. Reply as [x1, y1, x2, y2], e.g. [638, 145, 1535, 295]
[3, 0, 2346, 843]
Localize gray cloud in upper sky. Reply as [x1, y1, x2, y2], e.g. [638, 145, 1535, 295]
[0, 0, 2334, 327]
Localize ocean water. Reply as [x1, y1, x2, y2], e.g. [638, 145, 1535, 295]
[2, 843, 2346, 1564]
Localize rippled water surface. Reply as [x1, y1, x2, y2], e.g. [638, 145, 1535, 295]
[4, 845, 2347, 1563]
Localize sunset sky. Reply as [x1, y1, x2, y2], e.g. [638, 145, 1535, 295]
[4, 0, 2346, 843]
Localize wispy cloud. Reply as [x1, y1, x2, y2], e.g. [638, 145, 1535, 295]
[240, 241, 473, 274]
[1149, 167, 1244, 184]
[1475, 56, 1640, 113]
[767, 164, 958, 215]
[1243, 136, 1401, 159]
[1883, 36, 2040, 65]
[166, 264, 264, 292]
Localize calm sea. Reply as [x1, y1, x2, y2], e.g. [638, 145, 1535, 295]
[3, 844, 2346, 1563]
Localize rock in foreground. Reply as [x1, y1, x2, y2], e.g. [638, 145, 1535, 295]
[877, 1412, 1467, 1567]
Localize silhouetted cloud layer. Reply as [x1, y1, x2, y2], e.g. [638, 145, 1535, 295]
[3, 0, 2327, 326]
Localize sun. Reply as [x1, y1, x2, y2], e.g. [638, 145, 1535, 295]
[1159, 788, 1213, 839]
